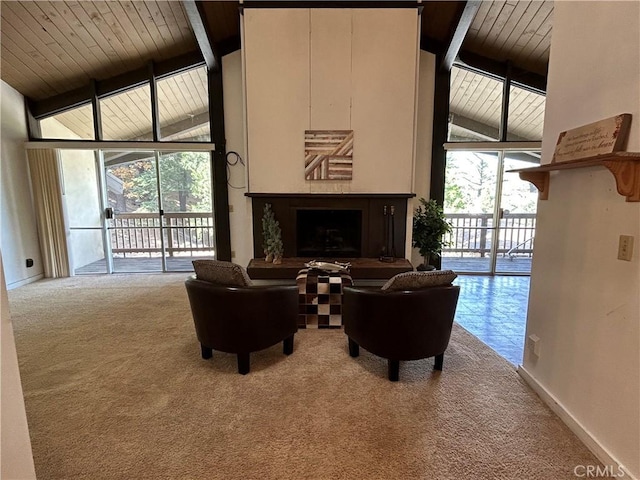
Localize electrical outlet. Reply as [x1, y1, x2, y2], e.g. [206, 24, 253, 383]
[618, 235, 634, 261]
[228, 204, 234, 213]
[231, 250, 236, 258]
[528, 334, 541, 357]
[26, 258, 34, 268]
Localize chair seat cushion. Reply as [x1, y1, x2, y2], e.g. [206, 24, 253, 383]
[192, 260, 253, 287]
[381, 270, 457, 291]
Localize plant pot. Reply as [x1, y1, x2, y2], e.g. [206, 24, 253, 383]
[416, 263, 436, 271]
[265, 252, 274, 262]
[273, 255, 282, 265]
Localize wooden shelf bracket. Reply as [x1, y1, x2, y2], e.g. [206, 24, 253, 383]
[511, 153, 640, 202]
[518, 171, 550, 200]
[602, 159, 640, 202]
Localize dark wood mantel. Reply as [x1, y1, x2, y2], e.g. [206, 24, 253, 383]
[247, 257, 413, 280]
[245, 193, 416, 198]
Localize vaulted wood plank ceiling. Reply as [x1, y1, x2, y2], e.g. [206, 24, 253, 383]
[463, 0, 553, 76]
[1, 1, 197, 101]
[0, 1, 552, 143]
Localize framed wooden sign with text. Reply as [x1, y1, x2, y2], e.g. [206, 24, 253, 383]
[552, 113, 631, 163]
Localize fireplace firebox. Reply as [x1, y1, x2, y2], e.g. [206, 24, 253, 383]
[296, 209, 362, 258]
[247, 193, 413, 259]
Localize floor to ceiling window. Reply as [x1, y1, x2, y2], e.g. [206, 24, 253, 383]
[36, 64, 221, 275]
[58, 148, 215, 275]
[442, 65, 545, 275]
[441, 149, 540, 274]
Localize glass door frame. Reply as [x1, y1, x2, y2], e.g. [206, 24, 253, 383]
[154, 150, 168, 273]
[489, 151, 505, 274]
[96, 150, 113, 273]
[100, 149, 165, 273]
[100, 148, 215, 274]
[443, 142, 541, 275]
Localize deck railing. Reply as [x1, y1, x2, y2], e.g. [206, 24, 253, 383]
[108, 211, 534, 260]
[109, 212, 215, 257]
[443, 213, 536, 258]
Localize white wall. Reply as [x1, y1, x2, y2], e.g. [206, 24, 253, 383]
[225, 47, 434, 267]
[244, 8, 309, 193]
[224, 51, 254, 269]
[0, 251, 37, 479]
[410, 51, 436, 266]
[522, 2, 640, 477]
[243, 8, 419, 195]
[0, 81, 43, 288]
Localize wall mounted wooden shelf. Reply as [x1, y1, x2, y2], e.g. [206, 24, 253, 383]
[510, 152, 640, 202]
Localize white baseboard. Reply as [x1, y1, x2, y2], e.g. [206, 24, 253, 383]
[518, 366, 637, 480]
[7, 274, 44, 290]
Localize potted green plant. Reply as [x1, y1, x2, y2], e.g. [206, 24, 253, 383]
[262, 203, 275, 262]
[268, 221, 284, 264]
[262, 203, 284, 263]
[412, 198, 452, 271]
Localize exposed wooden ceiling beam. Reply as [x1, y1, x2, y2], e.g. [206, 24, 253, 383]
[217, 35, 242, 57]
[103, 112, 211, 165]
[420, 38, 547, 94]
[183, 0, 219, 71]
[104, 151, 154, 167]
[134, 111, 210, 142]
[457, 51, 547, 93]
[161, 112, 210, 141]
[440, 1, 481, 72]
[449, 113, 531, 143]
[420, 36, 445, 56]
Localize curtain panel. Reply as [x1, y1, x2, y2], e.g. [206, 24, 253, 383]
[27, 149, 70, 278]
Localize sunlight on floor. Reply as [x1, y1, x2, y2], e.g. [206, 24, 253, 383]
[454, 275, 529, 366]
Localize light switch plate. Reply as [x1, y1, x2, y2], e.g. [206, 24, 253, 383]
[618, 235, 634, 261]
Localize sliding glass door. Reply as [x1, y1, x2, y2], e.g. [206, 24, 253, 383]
[64, 148, 214, 275]
[157, 151, 215, 272]
[103, 150, 215, 273]
[441, 149, 539, 275]
[104, 152, 164, 273]
[495, 152, 539, 274]
[441, 151, 500, 273]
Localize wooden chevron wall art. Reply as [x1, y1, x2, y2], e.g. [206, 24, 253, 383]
[304, 130, 354, 180]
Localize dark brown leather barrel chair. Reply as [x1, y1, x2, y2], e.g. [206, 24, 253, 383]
[185, 261, 298, 375]
[342, 270, 460, 381]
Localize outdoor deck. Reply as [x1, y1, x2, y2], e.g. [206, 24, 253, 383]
[442, 255, 532, 274]
[74, 256, 215, 274]
[74, 211, 533, 275]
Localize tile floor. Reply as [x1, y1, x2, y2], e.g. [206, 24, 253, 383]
[453, 275, 530, 366]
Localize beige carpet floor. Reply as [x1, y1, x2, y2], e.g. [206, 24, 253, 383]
[9, 274, 600, 479]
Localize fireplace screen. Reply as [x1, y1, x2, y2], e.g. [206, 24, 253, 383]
[296, 209, 362, 258]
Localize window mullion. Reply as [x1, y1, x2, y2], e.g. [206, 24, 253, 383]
[499, 62, 512, 142]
